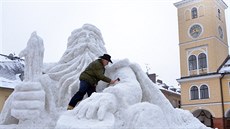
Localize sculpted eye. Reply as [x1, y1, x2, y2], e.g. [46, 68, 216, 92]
[89, 33, 99, 41]
[78, 33, 86, 38]
[89, 34, 94, 38]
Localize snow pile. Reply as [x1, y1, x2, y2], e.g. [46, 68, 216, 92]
[0, 24, 210, 129]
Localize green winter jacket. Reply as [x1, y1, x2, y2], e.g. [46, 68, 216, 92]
[79, 59, 111, 87]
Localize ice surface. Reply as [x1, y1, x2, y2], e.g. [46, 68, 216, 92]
[0, 24, 210, 129]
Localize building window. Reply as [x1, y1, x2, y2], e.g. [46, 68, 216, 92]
[198, 53, 207, 69]
[200, 85, 209, 99]
[191, 86, 199, 100]
[218, 26, 224, 39]
[192, 7, 198, 19]
[189, 55, 197, 70]
[218, 9, 221, 20]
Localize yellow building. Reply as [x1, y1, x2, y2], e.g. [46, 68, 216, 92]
[174, 0, 229, 129]
[0, 87, 13, 111]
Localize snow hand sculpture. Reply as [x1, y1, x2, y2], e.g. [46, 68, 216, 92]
[11, 32, 46, 125]
[11, 82, 45, 123]
[74, 93, 117, 121]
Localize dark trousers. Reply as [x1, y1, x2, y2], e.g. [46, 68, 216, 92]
[68, 80, 96, 107]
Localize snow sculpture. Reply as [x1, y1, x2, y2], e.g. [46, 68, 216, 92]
[0, 24, 211, 129]
[19, 31, 44, 82]
[0, 24, 107, 128]
[1, 32, 46, 127]
[12, 31, 45, 123]
[55, 59, 210, 129]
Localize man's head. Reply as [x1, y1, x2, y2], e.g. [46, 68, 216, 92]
[99, 54, 112, 66]
[58, 24, 107, 64]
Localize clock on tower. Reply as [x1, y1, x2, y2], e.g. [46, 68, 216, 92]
[189, 24, 203, 38]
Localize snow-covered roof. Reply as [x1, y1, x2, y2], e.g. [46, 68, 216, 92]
[219, 58, 230, 73]
[147, 73, 181, 94]
[0, 77, 21, 89]
[0, 54, 24, 89]
[156, 83, 181, 95]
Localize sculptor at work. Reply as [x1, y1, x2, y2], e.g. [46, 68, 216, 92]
[68, 54, 118, 110]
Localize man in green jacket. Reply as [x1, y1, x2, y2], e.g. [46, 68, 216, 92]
[68, 54, 117, 110]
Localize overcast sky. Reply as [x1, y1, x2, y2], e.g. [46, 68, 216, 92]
[1, 0, 230, 87]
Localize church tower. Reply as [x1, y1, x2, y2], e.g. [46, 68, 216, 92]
[174, 0, 229, 129]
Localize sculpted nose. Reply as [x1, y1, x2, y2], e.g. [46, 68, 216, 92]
[85, 38, 90, 42]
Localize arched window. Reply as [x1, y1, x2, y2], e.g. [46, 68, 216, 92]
[189, 55, 197, 70]
[200, 85, 209, 99]
[192, 7, 198, 19]
[191, 86, 199, 100]
[198, 53, 207, 69]
[218, 9, 221, 20]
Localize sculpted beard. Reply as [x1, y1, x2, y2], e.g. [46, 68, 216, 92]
[47, 35, 107, 107]
[49, 39, 104, 85]
[57, 38, 105, 65]
[75, 37, 106, 58]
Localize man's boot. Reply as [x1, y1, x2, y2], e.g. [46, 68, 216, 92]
[67, 105, 74, 110]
